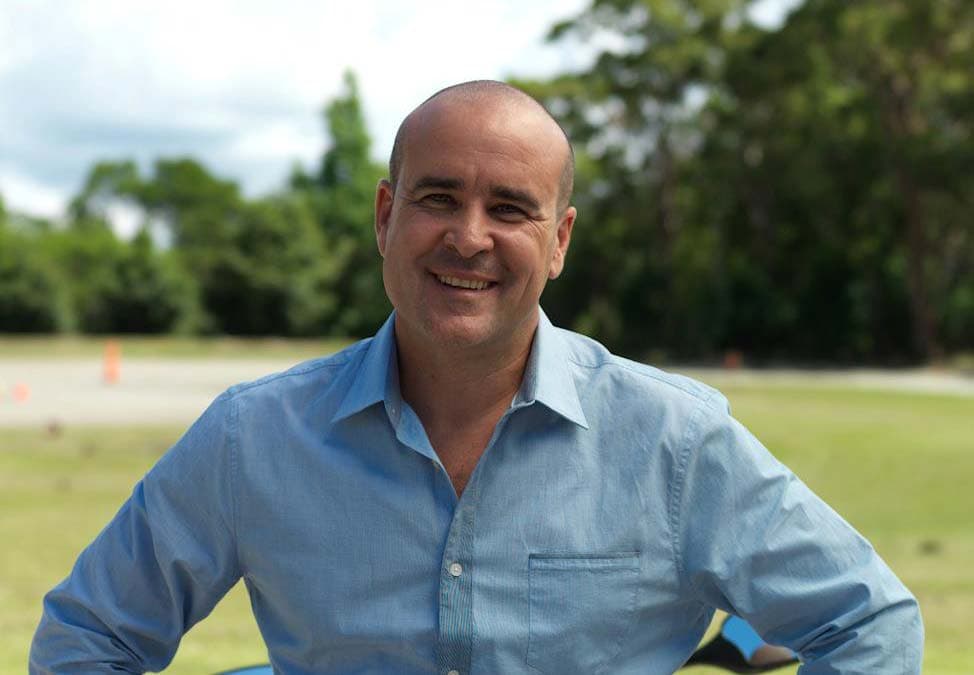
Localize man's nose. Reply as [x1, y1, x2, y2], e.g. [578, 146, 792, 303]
[443, 207, 494, 258]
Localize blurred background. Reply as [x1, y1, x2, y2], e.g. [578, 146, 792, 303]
[2, 0, 972, 364]
[1, 0, 971, 673]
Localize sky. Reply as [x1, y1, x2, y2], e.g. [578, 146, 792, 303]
[0, 0, 798, 228]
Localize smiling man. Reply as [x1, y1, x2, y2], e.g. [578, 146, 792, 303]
[31, 81, 922, 674]
[374, 84, 575, 497]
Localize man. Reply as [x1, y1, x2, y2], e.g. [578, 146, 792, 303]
[31, 81, 923, 673]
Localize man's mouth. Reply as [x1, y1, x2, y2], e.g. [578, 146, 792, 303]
[435, 274, 494, 291]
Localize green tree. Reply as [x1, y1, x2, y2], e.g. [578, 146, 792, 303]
[66, 155, 346, 336]
[522, 0, 752, 357]
[292, 71, 390, 337]
[136, 158, 243, 253]
[196, 194, 337, 335]
[0, 226, 70, 332]
[95, 227, 201, 333]
[54, 162, 201, 333]
[527, 0, 974, 362]
[69, 160, 142, 221]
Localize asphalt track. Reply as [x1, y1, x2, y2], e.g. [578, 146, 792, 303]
[0, 357, 972, 427]
[0, 357, 298, 427]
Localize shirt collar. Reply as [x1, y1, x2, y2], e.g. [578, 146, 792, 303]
[514, 309, 589, 429]
[332, 309, 588, 429]
[332, 313, 400, 423]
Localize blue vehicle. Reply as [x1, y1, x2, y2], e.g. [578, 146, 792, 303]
[681, 615, 797, 672]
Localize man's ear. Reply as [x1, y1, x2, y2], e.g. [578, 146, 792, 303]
[375, 179, 394, 258]
[548, 206, 576, 280]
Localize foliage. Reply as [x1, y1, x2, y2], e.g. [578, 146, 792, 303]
[527, 0, 974, 362]
[31, 71, 388, 338]
[4, 20, 971, 361]
[0, 226, 69, 332]
[193, 194, 337, 336]
[291, 70, 391, 337]
[95, 228, 201, 334]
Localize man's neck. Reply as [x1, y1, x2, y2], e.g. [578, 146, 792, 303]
[394, 319, 537, 434]
[392, 315, 539, 496]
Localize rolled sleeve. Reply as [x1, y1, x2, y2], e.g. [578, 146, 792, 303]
[673, 397, 923, 673]
[30, 392, 242, 674]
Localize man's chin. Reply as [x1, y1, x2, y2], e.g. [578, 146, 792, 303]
[426, 317, 498, 350]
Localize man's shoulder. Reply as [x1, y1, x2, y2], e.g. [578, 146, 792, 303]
[554, 325, 727, 411]
[223, 337, 373, 402]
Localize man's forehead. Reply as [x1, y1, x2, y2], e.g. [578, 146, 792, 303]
[390, 81, 575, 211]
[401, 98, 565, 172]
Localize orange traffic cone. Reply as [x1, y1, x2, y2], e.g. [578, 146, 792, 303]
[12, 382, 31, 402]
[104, 340, 121, 384]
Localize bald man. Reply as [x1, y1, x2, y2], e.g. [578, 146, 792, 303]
[31, 81, 922, 674]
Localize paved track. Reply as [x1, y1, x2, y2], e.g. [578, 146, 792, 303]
[0, 358, 301, 427]
[1, 358, 971, 427]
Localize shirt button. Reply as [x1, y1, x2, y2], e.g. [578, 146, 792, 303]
[447, 670, 460, 675]
[448, 562, 463, 577]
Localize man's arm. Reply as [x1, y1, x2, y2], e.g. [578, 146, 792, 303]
[30, 393, 242, 674]
[672, 397, 923, 673]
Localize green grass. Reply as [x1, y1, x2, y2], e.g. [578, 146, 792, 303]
[0, 426, 269, 673]
[2, 383, 972, 673]
[0, 335, 352, 360]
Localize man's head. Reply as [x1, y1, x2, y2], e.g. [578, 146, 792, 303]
[375, 80, 576, 356]
[389, 81, 575, 214]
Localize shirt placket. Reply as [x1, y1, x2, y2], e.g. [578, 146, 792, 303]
[434, 408, 519, 675]
[437, 488, 476, 675]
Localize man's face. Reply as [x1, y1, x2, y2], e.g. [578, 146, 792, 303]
[375, 97, 575, 356]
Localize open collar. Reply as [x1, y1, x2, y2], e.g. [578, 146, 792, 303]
[332, 309, 588, 429]
[514, 309, 589, 428]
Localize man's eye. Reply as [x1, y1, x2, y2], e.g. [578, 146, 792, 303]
[421, 194, 455, 207]
[492, 204, 527, 219]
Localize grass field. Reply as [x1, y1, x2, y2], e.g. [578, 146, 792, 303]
[2, 382, 971, 673]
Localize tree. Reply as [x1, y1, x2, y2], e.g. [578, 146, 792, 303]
[95, 227, 201, 333]
[196, 194, 337, 335]
[524, 0, 974, 362]
[55, 162, 202, 333]
[520, 0, 753, 357]
[292, 71, 390, 337]
[0, 226, 70, 332]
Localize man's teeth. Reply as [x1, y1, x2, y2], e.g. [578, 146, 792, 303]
[437, 275, 490, 290]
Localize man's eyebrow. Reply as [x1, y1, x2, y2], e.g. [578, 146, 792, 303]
[490, 185, 542, 213]
[409, 176, 465, 192]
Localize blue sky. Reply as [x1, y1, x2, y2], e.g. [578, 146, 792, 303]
[0, 0, 799, 225]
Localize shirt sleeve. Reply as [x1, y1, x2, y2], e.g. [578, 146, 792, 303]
[30, 391, 242, 674]
[672, 396, 923, 673]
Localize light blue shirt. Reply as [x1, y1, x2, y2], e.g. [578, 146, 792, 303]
[31, 311, 922, 674]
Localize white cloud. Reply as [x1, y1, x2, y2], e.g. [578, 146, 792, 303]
[0, 169, 66, 219]
[0, 0, 590, 219]
[1, 0, 799, 221]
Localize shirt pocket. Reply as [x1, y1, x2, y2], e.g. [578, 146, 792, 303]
[527, 552, 639, 673]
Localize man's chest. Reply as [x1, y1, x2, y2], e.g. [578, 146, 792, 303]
[230, 416, 696, 673]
